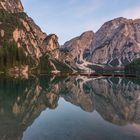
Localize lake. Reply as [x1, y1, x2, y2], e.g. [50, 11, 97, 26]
[0, 75, 140, 140]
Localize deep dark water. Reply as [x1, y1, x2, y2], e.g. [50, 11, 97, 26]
[0, 76, 140, 140]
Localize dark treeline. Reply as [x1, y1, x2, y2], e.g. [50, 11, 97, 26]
[125, 58, 140, 76]
[0, 41, 27, 71]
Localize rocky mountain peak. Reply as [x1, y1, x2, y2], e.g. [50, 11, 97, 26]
[60, 17, 140, 71]
[95, 17, 140, 44]
[40, 34, 60, 61]
[80, 31, 94, 39]
[0, 0, 24, 13]
[41, 34, 59, 53]
[59, 31, 94, 70]
[0, 0, 48, 73]
[62, 31, 94, 51]
[88, 17, 140, 67]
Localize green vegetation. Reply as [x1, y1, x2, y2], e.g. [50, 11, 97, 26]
[0, 10, 24, 40]
[0, 10, 39, 73]
[0, 41, 27, 72]
[51, 59, 73, 73]
[0, 10, 73, 74]
[125, 59, 140, 75]
[39, 55, 54, 74]
[88, 64, 124, 74]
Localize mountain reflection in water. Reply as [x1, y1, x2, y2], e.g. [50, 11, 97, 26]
[0, 76, 140, 140]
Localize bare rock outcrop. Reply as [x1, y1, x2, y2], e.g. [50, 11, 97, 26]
[89, 17, 140, 67]
[62, 18, 140, 69]
[0, 0, 24, 13]
[60, 31, 94, 70]
[0, 0, 58, 74]
[41, 34, 59, 59]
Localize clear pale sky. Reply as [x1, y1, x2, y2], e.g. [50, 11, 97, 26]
[21, 0, 140, 44]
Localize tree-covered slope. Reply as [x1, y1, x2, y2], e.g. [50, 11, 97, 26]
[125, 58, 140, 75]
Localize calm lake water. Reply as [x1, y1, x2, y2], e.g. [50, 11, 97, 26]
[0, 75, 140, 140]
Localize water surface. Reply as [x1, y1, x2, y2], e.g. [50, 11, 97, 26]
[0, 76, 140, 140]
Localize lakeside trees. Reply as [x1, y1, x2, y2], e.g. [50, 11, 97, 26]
[125, 59, 140, 76]
[0, 42, 27, 71]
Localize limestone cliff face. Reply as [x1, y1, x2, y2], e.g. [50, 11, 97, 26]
[60, 31, 94, 70]
[2, 0, 140, 72]
[0, 0, 60, 73]
[0, 0, 24, 13]
[0, 11, 46, 60]
[41, 34, 60, 59]
[62, 18, 140, 69]
[39, 34, 65, 73]
[89, 17, 140, 67]
[0, 0, 69, 74]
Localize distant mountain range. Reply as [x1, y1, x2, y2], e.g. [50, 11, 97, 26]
[0, 0, 140, 75]
[61, 18, 140, 71]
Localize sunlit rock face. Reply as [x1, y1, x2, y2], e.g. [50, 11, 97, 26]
[89, 17, 140, 67]
[0, 0, 65, 74]
[41, 34, 60, 59]
[0, 0, 24, 13]
[0, 11, 46, 60]
[21, 16, 47, 58]
[0, 0, 48, 72]
[62, 18, 140, 69]
[60, 31, 94, 70]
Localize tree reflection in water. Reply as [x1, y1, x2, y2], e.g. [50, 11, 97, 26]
[0, 75, 140, 140]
